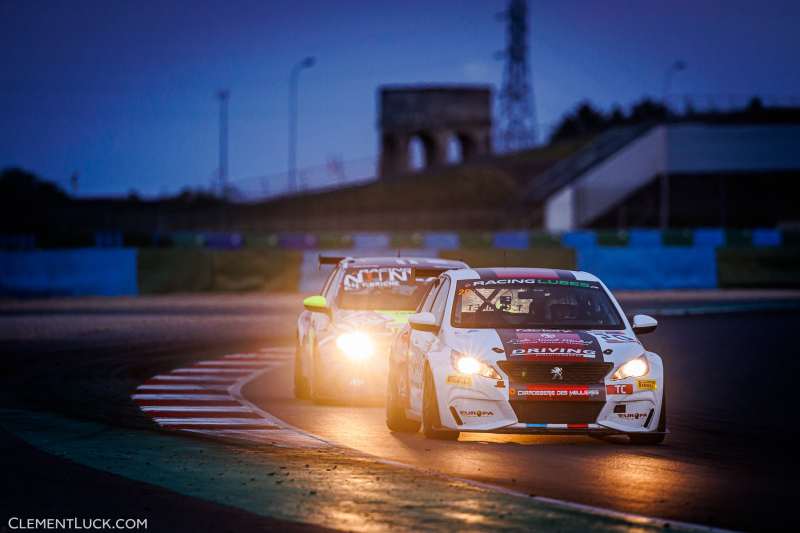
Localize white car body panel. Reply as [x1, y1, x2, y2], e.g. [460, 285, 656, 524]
[395, 267, 665, 435]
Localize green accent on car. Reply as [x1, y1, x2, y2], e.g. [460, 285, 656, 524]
[303, 295, 328, 312]
[375, 310, 415, 324]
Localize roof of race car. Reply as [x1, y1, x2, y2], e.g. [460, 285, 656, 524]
[446, 267, 601, 283]
[341, 256, 468, 269]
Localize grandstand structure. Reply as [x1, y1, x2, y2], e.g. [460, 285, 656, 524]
[529, 123, 800, 231]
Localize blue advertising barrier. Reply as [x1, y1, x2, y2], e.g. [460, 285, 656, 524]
[424, 232, 460, 250]
[628, 229, 662, 247]
[352, 232, 390, 250]
[577, 247, 718, 290]
[278, 233, 317, 250]
[492, 231, 529, 249]
[694, 228, 725, 247]
[204, 232, 243, 250]
[561, 231, 597, 248]
[752, 228, 781, 247]
[0, 249, 138, 296]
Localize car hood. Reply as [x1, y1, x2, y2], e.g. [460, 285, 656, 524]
[450, 328, 643, 365]
[333, 309, 415, 335]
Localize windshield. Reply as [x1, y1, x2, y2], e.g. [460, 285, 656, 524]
[337, 266, 434, 311]
[451, 279, 624, 330]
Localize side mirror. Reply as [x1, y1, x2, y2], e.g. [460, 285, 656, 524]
[303, 295, 331, 316]
[408, 312, 440, 334]
[632, 314, 658, 335]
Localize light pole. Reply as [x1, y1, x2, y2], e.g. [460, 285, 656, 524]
[288, 56, 315, 194]
[216, 90, 230, 199]
[662, 60, 686, 113]
[660, 60, 686, 230]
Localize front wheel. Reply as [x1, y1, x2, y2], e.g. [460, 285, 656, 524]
[293, 337, 309, 400]
[309, 345, 327, 404]
[422, 366, 459, 441]
[629, 389, 667, 445]
[386, 367, 420, 433]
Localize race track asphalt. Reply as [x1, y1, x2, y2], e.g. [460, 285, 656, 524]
[1, 293, 799, 532]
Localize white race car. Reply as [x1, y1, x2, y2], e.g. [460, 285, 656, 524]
[295, 256, 468, 404]
[386, 267, 666, 444]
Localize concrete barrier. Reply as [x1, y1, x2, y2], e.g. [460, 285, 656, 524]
[0, 249, 138, 296]
[577, 247, 718, 289]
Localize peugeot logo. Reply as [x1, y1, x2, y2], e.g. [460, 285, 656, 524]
[550, 366, 564, 380]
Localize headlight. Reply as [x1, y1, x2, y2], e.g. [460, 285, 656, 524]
[451, 351, 502, 380]
[612, 355, 649, 380]
[336, 332, 374, 361]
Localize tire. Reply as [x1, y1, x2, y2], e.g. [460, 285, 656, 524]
[386, 367, 421, 433]
[422, 365, 459, 441]
[629, 389, 667, 445]
[309, 345, 325, 404]
[293, 337, 309, 400]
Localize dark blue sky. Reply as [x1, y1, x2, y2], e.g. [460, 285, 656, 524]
[2, 0, 799, 197]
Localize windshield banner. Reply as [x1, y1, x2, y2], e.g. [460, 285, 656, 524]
[343, 267, 413, 291]
[496, 329, 602, 362]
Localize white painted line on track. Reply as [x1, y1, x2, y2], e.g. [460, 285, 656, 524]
[136, 384, 212, 391]
[154, 418, 278, 426]
[222, 353, 263, 359]
[132, 394, 232, 401]
[137, 385, 221, 391]
[139, 406, 254, 413]
[134, 346, 326, 449]
[171, 368, 260, 374]
[195, 360, 273, 366]
[150, 375, 238, 382]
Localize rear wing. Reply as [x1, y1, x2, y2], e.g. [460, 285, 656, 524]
[318, 255, 348, 266]
[414, 267, 451, 279]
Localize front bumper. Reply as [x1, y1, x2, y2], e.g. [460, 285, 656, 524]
[433, 363, 663, 435]
[313, 338, 390, 402]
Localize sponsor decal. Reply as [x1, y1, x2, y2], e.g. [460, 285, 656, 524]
[343, 267, 413, 291]
[510, 347, 595, 357]
[616, 412, 648, 420]
[459, 409, 495, 418]
[498, 329, 602, 362]
[606, 384, 633, 395]
[512, 384, 603, 401]
[594, 332, 640, 344]
[446, 374, 472, 387]
[466, 279, 592, 288]
[637, 379, 657, 391]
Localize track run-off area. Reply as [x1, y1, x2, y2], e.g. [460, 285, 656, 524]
[2, 292, 799, 532]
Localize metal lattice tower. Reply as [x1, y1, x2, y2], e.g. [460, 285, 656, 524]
[498, 0, 537, 151]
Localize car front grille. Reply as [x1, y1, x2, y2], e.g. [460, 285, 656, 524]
[509, 401, 604, 424]
[498, 361, 613, 384]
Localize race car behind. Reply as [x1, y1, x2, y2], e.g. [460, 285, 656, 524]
[296, 256, 468, 404]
